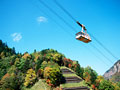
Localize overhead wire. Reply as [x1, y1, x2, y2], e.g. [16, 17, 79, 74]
[36, 0, 115, 67]
[36, 0, 112, 66]
[38, 0, 77, 33]
[30, 0, 74, 37]
[90, 43, 113, 64]
[53, 0, 118, 62]
[53, 0, 77, 22]
[80, 42, 110, 67]
[88, 32, 119, 60]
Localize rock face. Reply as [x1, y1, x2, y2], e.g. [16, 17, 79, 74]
[103, 60, 120, 79]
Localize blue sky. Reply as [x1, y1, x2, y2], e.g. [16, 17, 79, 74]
[0, 0, 120, 75]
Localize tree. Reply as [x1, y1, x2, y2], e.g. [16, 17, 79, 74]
[112, 82, 120, 90]
[0, 74, 19, 90]
[94, 75, 105, 89]
[12, 47, 16, 54]
[24, 69, 36, 87]
[35, 57, 43, 73]
[52, 53, 63, 65]
[0, 57, 13, 80]
[83, 72, 91, 85]
[83, 66, 98, 85]
[0, 51, 5, 59]
[74, 64, 81, 76]
[15, 58, 29, 72]
[96, 75, 104, 82]
[79, 67, 84, 78]
[34, 49, 36, 53]
[98, 80, 115, 90]
[44, 66, 62, 87]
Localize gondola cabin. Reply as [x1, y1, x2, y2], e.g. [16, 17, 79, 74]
[76, 22, 91, 43]
[76, 31, 91, 43]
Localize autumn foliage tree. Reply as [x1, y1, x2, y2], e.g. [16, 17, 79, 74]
[98, 80, 115, 90]
[24, 69, 36, 87]
[0, 73, 19, 90]
[44, 66, 62, 87]
[1, 40, 119, 90]
[83, 66, 98, 85]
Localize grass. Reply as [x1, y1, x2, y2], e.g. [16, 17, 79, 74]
[60, 66, 92, 90]
[23, 79, 51, 90]
[61, 80, 88, 88]
[60, 66, 74, 73]
[60, 66, 82, 79]
[60, 80, 92, 90]
[62, 73, 82, 79]
[63, 73, 77, 77]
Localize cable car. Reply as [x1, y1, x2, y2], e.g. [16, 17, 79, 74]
[76, 21, 91, 43]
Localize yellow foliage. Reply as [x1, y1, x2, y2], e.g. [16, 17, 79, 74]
[42, 61, 47, 65]
[96, 75, 104, 82]
[52, 53, 61, 61]
[22, 53, 31, 59]
[44, 67, 52, 79]
[0, 52, 5, 58]
[112, 83, 120, 90]
[14, 58, 20, 65]
[33, 53, 41, 62]
[24, 69, 36, 87]
[34, 56, 39, 62]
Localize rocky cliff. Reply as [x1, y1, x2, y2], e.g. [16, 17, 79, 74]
[103, 60, 120, 79]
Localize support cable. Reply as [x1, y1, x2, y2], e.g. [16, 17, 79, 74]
[31, 0, 74, 37]
[36, 0, 115, 66]
[88, 32, 119, 60]
[38, 0, 77, 32]
[54, 0, 118, 61]
[81, 43, 110, 67]
[54, 0, 77, 22]
[90, 43, 113, 64]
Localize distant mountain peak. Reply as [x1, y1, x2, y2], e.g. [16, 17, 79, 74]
[103, 60, 120, 79]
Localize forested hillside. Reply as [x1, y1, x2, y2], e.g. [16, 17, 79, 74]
[0, 40, 120, 90]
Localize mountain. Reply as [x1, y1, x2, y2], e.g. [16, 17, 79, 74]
[103, 60, 120, 80]
[110, 72, 120, 83]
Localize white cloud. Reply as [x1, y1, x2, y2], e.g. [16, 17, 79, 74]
[11, 33, 22, 42]
[37, 16, 47, 23]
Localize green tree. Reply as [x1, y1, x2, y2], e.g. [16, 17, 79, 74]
[34, 49, 36, 53]
[15, 58, 29, 72]
[35, 57, 43, 73]
[83, 66, 98, 85]
[74, 64, 81, 76]
[98, 80, 115, 90]
[112, 82, 120, 90]
[0, 57, 12, 80]
[0, 74, 19, 90]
